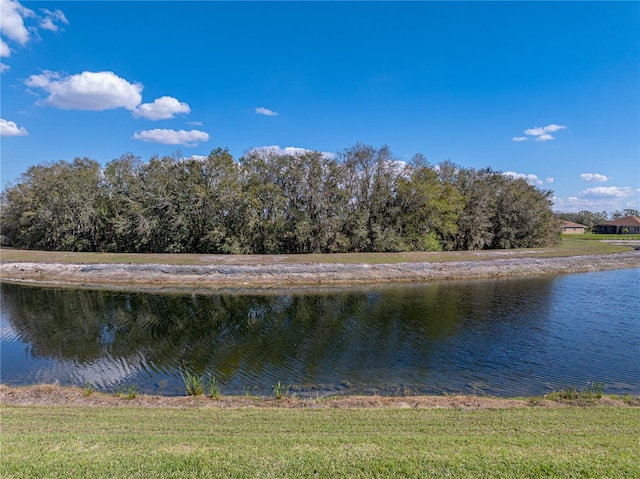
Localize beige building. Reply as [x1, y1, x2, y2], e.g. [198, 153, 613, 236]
[561, 221, 586, 234]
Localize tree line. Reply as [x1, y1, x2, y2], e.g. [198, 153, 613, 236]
[554, 209, 640, 231]
[0, 144, 560, 254]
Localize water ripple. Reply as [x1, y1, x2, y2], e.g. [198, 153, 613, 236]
[1, 268, 639, 396]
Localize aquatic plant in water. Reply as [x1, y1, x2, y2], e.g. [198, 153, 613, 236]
[272, 381, 290, 400]
[181, 369, 206, 396]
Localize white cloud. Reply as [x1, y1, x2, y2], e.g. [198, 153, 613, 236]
[184, 154, 208, 162]
[39, 17, 57, 31]
[535, 133, 554, 142]
[25, 70, 143, 111]
[578, 186, 639, 200]
[0, 62, 9, 73]
[524, 124, 566, 136]
[503, 171, 544, 186]
[39, 8, 68, 32]
[187, 121, 202, 126]
[546, 177, 554, 183]
[25, 69, 58, 87]
[0, 1, 68, 69]
[0, 39, 10, 57]
[580, 173, 609, 183]
[252, 145, 336, 159]
[555, 196, 605, 212]
[133, 96, 191, 120]
[554, 191, 640, 213]
[0, 0, 35, 46]
[0, 118, 28, 136]
[517, 123, 567, 142]
[132, 129, 209, 146]
[255, 107, 278, 116]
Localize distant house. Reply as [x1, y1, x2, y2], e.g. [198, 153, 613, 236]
[593, 216, 640, 234]
[561, 221, 586, 234]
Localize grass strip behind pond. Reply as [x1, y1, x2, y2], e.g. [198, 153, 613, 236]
[2, 405, 639, 478]
[0, 236, 636, 266]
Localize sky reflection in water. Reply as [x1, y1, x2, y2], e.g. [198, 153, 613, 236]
[1, 268, 638, 397]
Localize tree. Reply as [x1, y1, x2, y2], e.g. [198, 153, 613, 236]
[338, 144, 405, 252]
[1, 158, 102, 251]
[396, 155, 462, 251]
[101, 153, 144, 251]
[239, 149, 289, 253]
[491, 176, 559, 249]
[448, 166, 498, 251]
[1, 144, 563, 254]
[197, 148, 246, 254]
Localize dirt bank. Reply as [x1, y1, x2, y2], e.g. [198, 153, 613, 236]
[2, 384, 637, 409]
[1, 250, 639, 291]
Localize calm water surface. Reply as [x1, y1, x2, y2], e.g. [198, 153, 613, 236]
[1, 268, 638, 397]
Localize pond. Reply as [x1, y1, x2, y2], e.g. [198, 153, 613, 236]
[1, 268, 638, 397]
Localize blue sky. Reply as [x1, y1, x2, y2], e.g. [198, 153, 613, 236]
[1, 1, 638, 214]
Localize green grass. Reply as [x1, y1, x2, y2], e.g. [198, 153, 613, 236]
[545, 382, 605, 403]
[272, 381, 291, 400]
[1, 405, 639, 478]
[114, 384, 138, 400]
[555, 235, 636, 255]
[1, 234, 636, 267]
[574, 233, 640, 241]
[82, 382, 94, 397]
[181, 370, 206, 396]
[580, 233, 640, 241]
[180, 371, 222, 399]
[207, 376, 221, 400]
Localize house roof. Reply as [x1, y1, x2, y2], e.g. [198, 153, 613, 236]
[602, 216, 640, 227]
[561, 221, 585, 228]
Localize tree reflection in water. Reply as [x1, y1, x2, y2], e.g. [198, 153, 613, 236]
[5, 274, 617, 397]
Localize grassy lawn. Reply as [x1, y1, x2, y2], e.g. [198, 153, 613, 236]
[0, 235, 636, 266]
[575, 233, 640, 240]
[1, 405, 639, 478]
[555, 235, 639, 255]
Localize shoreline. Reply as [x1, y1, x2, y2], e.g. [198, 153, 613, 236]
[1, 250, 639, 291]
[1, 384, 637, 409]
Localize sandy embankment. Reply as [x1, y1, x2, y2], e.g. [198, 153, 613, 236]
[2, 384, 637, 409]
[1, 250, 639, 290]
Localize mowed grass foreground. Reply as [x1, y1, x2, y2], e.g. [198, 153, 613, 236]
[2, 405, 639, 478]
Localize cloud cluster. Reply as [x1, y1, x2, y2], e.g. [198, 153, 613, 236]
[513, 123, 566, 142]
[556, 185, 639, 213]
[39, 8, 68, 32]
[556, 186, 638, 212]
[0, 0, 68, 59]
[255, 107, 278, 117]
[23, 69, 206, 146]
[133, 96, 191, 120]
[26, 71, 143, 110]
[252, 145, 336, 159]
[0, 0, 34, 49]
[580, 173, 609, 183]
[0, 118, 28, 137]
[503, 171, 545, 186]
[132, 129, 209, 146]
[578, 186, 639, 200]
